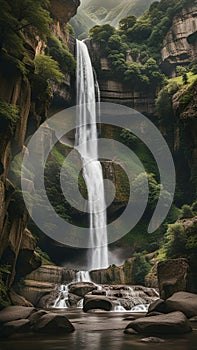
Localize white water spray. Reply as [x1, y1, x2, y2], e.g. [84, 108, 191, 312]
[76, 39, 108, 272]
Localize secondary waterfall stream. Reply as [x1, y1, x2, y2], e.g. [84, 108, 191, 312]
[75, 39, 109, 272]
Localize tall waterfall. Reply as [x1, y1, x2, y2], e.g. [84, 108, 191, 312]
[76, 40, 108, 271]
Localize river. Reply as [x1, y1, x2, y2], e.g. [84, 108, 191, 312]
[0, 309, 197, 350]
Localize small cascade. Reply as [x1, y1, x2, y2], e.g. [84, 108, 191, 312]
[53, 285, 69, 308]
[130, 304, 149, 313]
[113, 301, 126, 312]
[77, 299, 84, 309]
[75, 271, 91, 282]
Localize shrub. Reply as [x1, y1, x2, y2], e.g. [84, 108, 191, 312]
[164, 223, 187, 258]
[47, 36, 76, 75]
[179, 204, 194, 219]
[0, 100, 19, 132]
[34, 54, 64, 84]
[133, 253, 152, 285]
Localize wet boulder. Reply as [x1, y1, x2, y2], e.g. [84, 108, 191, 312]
[147, 299, 166, 314]
[0, 306, 35, 324]
[125, 311, 192, 335]
[83, 295, 113, 312]
[68, 282, 96, 297]
[0, 319, 30, 337]
[165, 291, 197, 318]
[33, 313, 74, 333]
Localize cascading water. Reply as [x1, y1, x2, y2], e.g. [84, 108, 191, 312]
[53, 285, 69, 308]
[75, 271, 91, 283]
[76, 39, 108, 272]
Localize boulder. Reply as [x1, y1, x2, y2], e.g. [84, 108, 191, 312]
[83, 295, 113, 313]
[0, 319, 30, 337]
[166, 292, 197, 318]
[0, 306, 35, 324]
[125, 311, 192, 334]
[147, 299, 166, 314]
[29, 310, 49, 325]
[68, 293, 81, 307]
[157, 258, 190, 300]
[33, 313, 74, 333]
[69, 282, 96, 297]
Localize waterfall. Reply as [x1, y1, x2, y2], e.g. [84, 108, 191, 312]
[76, 39, 108, 271]
[75, 271, 91, 283]
[53, 285, 69, 308]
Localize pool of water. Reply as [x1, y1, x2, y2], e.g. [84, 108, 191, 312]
[0, 309, 197, 350]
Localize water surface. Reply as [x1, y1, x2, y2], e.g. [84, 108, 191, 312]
[0, 310, 196, 350]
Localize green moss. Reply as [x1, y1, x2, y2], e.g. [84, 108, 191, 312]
[47, 35, 76, 75]
[0, 100, 19, 132]
[35, 247, 54, 266]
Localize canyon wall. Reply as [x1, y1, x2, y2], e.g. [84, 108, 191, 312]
[161, 1, 197, 76]
[0, 0, 80, 301]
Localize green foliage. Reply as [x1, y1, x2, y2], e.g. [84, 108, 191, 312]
[179, 204, 194, 219]
[120, 129, 138, 148]
[133, 253, 152, 285]
[35, 247, 54, 265]
[119, 15, 137, 32]
[127, 20, 152, 42]
[0, 100, 19, 133]
[179, 90, 193, 109]
[89, 24, 115, 44]
[164, 223, 187, 258]
[0, 0, 51, 74]
[155, 83, 178, 122]
[34, 55, 64, 84]
[191, 201, 197, 214]
[47, 35, 76, 75]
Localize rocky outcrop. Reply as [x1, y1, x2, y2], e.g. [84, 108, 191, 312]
[0, 0, 79, 303]
[161, 2, 197, 76]
[86, 40, 156, 114]
[19, 265, 76, 306]
[99, 79, 156, 114]
[50, 0, 80, 24]
[90, 259, 134, 285]
[157, 258, 190, 300]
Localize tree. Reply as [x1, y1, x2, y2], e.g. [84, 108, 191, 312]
[34, 55, 64, 84]
[47, 36, 76, 75]
[164, 223, 187, 258]
[0, 0, 51, 72]
[118, 15, 137, 32]
[179, 205, 194, 219]
[127, 21, 152, 42]
[89, 24, 115, 43]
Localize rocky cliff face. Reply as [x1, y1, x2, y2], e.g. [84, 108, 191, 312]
[161, 2, 197, 76]
[0, 0, 80, 301]
[86, 40, 156, 115]
[50, 0, 80, 24]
